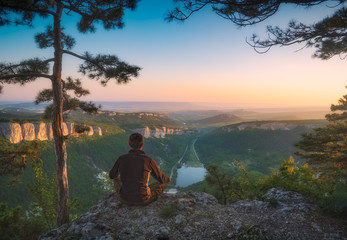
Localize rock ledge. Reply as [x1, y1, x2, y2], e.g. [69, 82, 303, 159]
[40, 188, 346, 240]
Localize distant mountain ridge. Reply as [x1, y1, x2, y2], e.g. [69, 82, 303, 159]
[66, 110, 182, 129]
[194, 113, 242, 125]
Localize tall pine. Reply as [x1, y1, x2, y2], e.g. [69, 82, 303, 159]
[0, 0, 141, 225]
[296, 86, 347, 179]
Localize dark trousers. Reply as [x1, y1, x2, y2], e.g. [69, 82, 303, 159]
[113, 176, 168, 206]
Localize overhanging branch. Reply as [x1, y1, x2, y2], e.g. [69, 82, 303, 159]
[0, 73, 52, 82]
[62, 49, 105, 71]
[0, 3, 56, 16]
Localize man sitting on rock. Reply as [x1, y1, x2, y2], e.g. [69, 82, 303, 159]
[109, 132, 170, 205]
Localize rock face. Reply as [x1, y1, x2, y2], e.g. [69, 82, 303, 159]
[39, 188, 346, 240]
[35, 122, 49, 141]
[93, 126, 102, 136]
[0, 121, 102, 143]
[223, 122, 324, 132]
[21, 123, 36, 141]
[0, 122, 23, 143]
[133, 126, 184, 138]
[85, 126, 94, 136]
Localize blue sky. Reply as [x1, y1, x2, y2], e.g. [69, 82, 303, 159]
[0, 0, 346, 108]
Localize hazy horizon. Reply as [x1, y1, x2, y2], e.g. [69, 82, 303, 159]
[0, 1, 345, 108]
[0, 100, 330, 113]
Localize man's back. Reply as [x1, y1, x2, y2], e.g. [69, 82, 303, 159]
[109, 149, 170, 203]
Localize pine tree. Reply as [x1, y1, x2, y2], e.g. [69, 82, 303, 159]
[296, 86, 347, 179]
[0, 0, 141, 225]
[167, 0, 347, 60]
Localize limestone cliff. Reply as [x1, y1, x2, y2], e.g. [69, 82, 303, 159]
[223, 122, 325, 132]
[133, 126, 184, 138]
[40, 188, 346, 240]
[22, 122, 36, 141]
[0, 122, 23, 143]
[0, 122, 102, 143]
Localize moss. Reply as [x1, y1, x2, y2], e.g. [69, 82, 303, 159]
[159, 204, 177, 219]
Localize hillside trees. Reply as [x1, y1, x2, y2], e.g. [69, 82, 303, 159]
[296, 86, 347, 179]
[168, 0, 347, 60]
[0, 138, 40, 185]
[0, 0, 141, 226]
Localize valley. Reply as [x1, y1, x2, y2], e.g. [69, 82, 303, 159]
[0, 102, 328, 214]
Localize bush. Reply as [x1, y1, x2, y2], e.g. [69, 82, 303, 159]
[204, 157, 347, 216]
[260, 156, 334, 202]
[204, 161, 264, 204]
[320, 184, 347, 216]
[0, 203, 46, 240]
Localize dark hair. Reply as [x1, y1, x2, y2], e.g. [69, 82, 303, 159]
[128, 133, 144, 149]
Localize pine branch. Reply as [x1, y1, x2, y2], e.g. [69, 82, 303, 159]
[167, 0, 330, 24]
[62, 50, 94, 62]
[0, 58, 53, 83]
[0, 73, 52, 82]
[62, 50, 141, 85]
[0, 2, 56, 16]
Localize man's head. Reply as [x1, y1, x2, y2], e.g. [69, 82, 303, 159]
[128, 133, 144, 150]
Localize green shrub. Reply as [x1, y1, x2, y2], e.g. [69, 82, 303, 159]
[27, 158, 57, 229]
[0, 203, 46, 240]
[319, 184, 347, 216]
[204, 157, 347, 216]
[204, 161, 264, 204]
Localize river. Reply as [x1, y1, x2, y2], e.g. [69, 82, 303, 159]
[168, 138, 207, 191]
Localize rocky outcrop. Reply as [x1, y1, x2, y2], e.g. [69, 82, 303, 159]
[21, 123, 36, 141]
[0, 122, 23, 143]
[39, 188, 346, 240]
[93, 126, 102, 136]
[0, 121, 102, 143]
[47, 123, 54, 139]
[133, 126, 184, 138]
[35, 122, 49, 141]
[85, 126, 94, 136]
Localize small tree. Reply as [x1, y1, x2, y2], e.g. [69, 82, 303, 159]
[0, 138, 40, 185]
[0, 0, 141, 226]
[205, 164, 230, 204]
[296, 86, 347, 179]
[167, 0, 346, 60]
[28, 158, 57, 230]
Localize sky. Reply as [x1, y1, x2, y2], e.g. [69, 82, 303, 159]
[0, 0, 346, 109]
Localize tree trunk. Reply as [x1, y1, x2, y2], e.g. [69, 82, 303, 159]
[52, 1, 69, 226]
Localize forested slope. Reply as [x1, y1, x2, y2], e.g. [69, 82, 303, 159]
[195, 121, 326, 175]
[0, 122, 190, 214]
